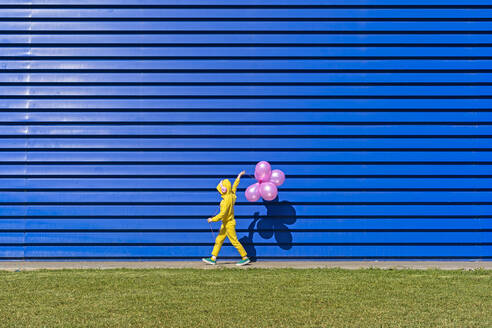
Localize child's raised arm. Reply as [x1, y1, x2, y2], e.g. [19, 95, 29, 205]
[232, 170, 245, 194]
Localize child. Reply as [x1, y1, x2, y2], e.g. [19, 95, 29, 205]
[202, 170, 251, 266]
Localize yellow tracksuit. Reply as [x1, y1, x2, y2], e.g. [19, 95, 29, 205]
[210, 177, 247, 258]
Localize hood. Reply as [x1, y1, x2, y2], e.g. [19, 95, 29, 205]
[217, 179, 232, 196]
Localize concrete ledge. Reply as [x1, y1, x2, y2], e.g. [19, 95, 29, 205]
[0, 261, 490, 271]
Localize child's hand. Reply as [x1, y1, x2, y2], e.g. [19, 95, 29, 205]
[239, 170, 246, 177]
[207, 218, 213, 223]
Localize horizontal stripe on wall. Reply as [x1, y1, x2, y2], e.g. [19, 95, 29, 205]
[5, 35, 492, 44]
[1, 99, 491, 109]
[2, 86, 492, 96]
[0, 231, 488, 243]
[4, 1, 492, 6]
[4, 21, 492, 32]
[0, 165, 490, 176]
[0, 111, 489, 122]
[0, 139, 490, 149]
[4, 61, 492, 71]
[1, 218, 489, 230]
[4, 9, 492, 19]
[1, 125, 492, 135]
[15, 246, 492, 259]
[1, 205, 491, 216]
[1, 178, 492, 189]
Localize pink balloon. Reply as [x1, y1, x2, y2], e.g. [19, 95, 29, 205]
[270, 169, 286, 187]
[259, 182, 278, 201]
[255, 161, 272, 182]
[245, 183, 261, 202]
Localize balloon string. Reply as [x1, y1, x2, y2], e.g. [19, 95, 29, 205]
[208, 221, 216, 240]
[208, 207, 220, 240]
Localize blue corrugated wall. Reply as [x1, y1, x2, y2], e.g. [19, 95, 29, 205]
[0, 0, 491, 260]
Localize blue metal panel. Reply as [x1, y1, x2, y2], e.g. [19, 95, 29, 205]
[0, 1, 490, 260]
[4, 34, 492, 44]
[14, 205, 492, 217]
[2, 125, 492, 135]
[20, 218, 492, 231]
[3, 73, 492, 83]
[4, 60, 492, 70]
[3, 152, 491, 163]
[0, 191, 489, 203]
[2, 86, 492, 96]
[13, 164, 492, 176]
[3, 47, 492, 58]
[21, 232, 489, 244]
[2, 178, 492, 189]
[0, 99, 490, 109]
[3, 1, 492, 5]
[3, 22, 492, 32]
[5, 9, 492, 19]
[10, 138, 492, 149]
[7, 112, 492, 123]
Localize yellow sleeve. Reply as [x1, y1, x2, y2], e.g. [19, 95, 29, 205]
[210, 198, 231, 222]
[232, 176, 241, 194]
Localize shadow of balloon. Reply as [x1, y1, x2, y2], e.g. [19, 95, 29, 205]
[239, 197, 297, 261]
[239, 214, 260, 261]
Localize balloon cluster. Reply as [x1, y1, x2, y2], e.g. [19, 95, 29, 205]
[245, 161, 285, 202]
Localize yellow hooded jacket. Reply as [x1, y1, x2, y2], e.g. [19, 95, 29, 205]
[210, 177, 240, 223]
[209, 176, 247, 258]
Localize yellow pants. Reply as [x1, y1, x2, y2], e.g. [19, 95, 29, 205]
[211, 220, 247, 258]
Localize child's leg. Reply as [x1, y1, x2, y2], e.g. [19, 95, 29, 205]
[225, 221, 248, 259]
[211, 224, 227, 258]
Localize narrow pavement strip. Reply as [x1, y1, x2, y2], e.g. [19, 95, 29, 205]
[0, 261, 490, 271]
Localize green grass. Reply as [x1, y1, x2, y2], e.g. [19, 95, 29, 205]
[0, 268, 490, 328]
